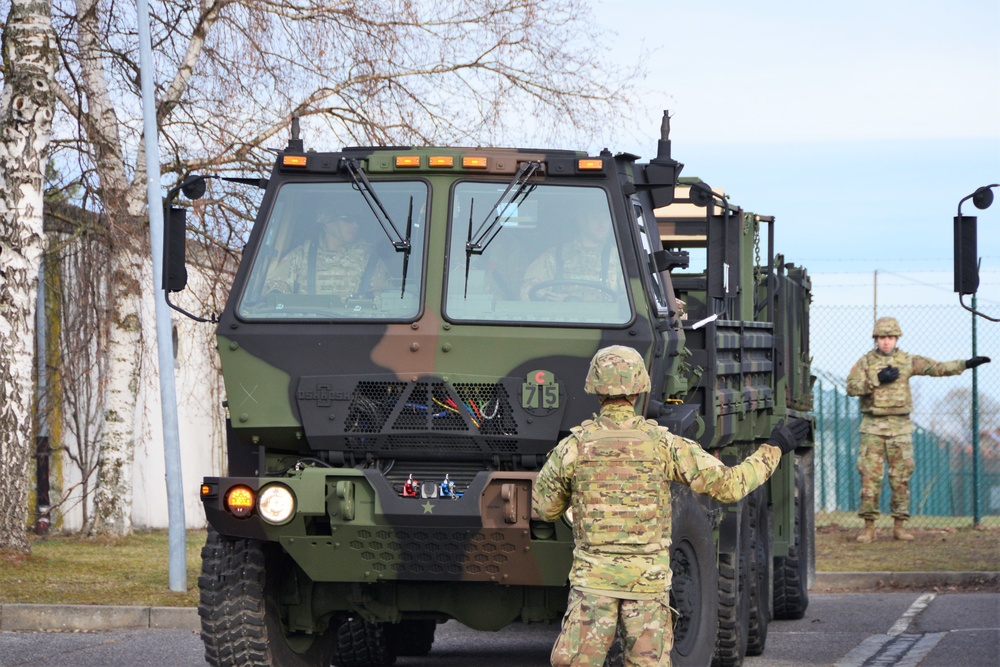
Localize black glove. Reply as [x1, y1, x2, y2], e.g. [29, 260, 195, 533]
[877, 366, 899, 384]
[966, 356, 991, 369]
[768, 418, 811, 456]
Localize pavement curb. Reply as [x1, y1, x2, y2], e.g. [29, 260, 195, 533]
[813, 571, 999, 591]
[2, 572, 997, 632]
[0, 604, 200, 632]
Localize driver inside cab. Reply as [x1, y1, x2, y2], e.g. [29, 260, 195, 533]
[519, 209, 625, 302]
[263, 208, 388, 301]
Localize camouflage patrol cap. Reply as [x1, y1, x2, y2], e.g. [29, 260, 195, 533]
[872, 317, 902, 338]
[584, 345, 651, 395]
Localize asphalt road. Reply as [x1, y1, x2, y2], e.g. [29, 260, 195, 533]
[0, 592, 997, 666]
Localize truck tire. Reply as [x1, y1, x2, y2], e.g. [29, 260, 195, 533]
[745, 487, 770, 656]
[333, 617, 398, 667]
[712, 500, 751, 667]
[387, 619, 436, 657]
[670, 484, 719, 667]
[773, 456, 810, 620]
[198, 528, 336, 667]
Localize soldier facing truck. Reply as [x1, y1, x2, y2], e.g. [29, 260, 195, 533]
[846, 316, 990, 543]
[533, 346, 810, 667]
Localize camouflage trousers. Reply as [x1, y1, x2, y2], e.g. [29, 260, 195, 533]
[857, 431, 914, 520]
[551, 588, 673, 667]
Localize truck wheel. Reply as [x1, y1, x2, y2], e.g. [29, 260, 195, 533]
[712, 500, 751, 667]
[746, 487, 770, 656]
[199, 528, 336, 667]
[334, 617, 397, 667]
[386, 619, 436, 657]
[773, 456, 810, 620]
[670, 485, 719, 667]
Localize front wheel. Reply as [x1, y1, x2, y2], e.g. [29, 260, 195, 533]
[670, 484, 720, 667]
[712, 499, 751, 666]
[198, 528, 336, 667]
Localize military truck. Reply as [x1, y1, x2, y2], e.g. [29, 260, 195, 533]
[164, 112, 814, 667]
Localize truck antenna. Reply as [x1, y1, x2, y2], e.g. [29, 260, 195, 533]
[657, 110, 672, 161]
[287, 116, 304, 152]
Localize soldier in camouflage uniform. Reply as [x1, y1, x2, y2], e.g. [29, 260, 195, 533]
[264, 209, 388, 299]
[532, 346, 810, 667]
[846, 316, 990, 543]
[520, 210, 625, 302]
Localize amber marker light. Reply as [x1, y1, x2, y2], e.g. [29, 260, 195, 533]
[429, 156, 454, 168]
[577, 159, 603, 171]
[462, 156, 488, 169]
[225, 485, 255, 518]
[282, 155, 307, 167]
[395, 155, 421, 168]
[200, 484, 211, 497]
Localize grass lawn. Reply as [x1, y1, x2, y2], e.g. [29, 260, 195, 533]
[0, 530, 205, 607]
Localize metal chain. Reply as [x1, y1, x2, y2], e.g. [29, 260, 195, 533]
[753, 218, 763, 284]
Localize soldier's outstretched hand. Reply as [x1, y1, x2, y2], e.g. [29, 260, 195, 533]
[966, 356, 991, 369]
[768, 418, 811, 456]
[877, 366, 899, 384]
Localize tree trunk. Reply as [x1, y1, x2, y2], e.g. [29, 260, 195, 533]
[0, 0, 58, 552]
[88, 245, 144, 535]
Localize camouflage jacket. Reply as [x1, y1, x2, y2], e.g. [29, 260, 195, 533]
[845, 348, 965, 429]
[519, 238, 625, 302]
[263, 239, 388, 298]
[532, 403, 781, 597]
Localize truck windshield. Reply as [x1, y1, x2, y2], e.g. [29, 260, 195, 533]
[237, 180, 428, 320]
[445, 182, 630, 325]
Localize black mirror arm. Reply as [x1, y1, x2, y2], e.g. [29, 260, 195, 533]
[165, 291, 217, 324]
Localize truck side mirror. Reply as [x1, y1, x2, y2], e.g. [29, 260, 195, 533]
[163, 205, 189, 292]
[689, 182, 715, 208]
[653, 249, 690, 272]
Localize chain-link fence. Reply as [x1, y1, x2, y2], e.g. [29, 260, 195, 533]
[811, 304, 1000, 530]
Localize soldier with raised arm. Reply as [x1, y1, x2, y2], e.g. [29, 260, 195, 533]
[846, 316, 990, 543]
[533, 345, 810, 667]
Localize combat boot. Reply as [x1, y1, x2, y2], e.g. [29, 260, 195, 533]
[893, 519, 914, 541]
[856, 519, 875, 543]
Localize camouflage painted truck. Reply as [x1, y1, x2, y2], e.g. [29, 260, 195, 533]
[163, 112, 814, 667]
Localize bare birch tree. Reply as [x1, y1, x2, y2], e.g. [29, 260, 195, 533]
[38, 0, 642, 534]
[0, 0, 58, 552]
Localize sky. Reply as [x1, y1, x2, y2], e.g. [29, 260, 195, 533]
[588, 0, 1000, 312]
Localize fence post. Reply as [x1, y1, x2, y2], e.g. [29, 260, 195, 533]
[972, 294, 981, 526]
[818, 380, 826, 510]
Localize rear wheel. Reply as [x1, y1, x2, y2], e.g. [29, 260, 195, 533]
[670, 484, 720, 667]
[198, 528, 336, 667]
[333, 617, 397, 667]
[746, 487, 771, 656]
[773, 453, 812, 620]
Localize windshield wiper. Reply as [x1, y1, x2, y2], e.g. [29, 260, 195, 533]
[341, 157, 412, 297]
[463, 160, 541, 297]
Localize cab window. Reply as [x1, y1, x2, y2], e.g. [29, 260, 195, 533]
[238, 181, 428, 320]
[444, 183, 631, 325]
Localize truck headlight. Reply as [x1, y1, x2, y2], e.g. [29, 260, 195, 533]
[258, 484, 296, 525]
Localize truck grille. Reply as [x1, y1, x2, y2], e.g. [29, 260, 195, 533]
[343, 381, 519, 436]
